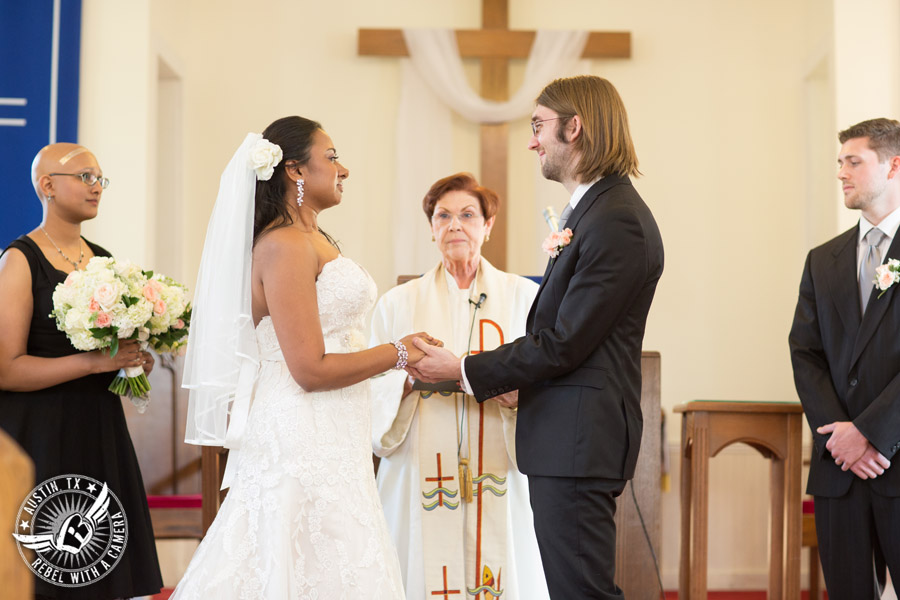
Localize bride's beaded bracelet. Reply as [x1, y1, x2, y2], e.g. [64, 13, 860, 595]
[390, 340, 408, 370]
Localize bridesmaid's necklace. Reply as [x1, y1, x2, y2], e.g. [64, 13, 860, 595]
[40, 226, 84, 269]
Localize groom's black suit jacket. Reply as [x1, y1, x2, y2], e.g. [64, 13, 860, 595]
[790, 225, 900, 498]
[466, 175, 664, 479]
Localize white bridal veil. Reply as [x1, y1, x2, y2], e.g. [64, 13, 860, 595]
[182, 133, 260, 456]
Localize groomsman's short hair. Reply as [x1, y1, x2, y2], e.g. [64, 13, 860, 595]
[536, 75, 640, 181]
[839, 118, 900, 162]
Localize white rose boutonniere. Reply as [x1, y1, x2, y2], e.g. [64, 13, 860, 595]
[874, 258, 900, 298]
[542, 228, 573, 258]
[248, 138, 283, 181]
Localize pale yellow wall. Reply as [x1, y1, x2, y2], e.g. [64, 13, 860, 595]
[79, 0, 820, 415]
[833, 0, 900, 231]
[74, 0, 900, 590]
[79, 0, 153, 264]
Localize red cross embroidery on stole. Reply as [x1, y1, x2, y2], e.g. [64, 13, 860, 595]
[425, 453, 454, 507]
[431, 565, 461, 598]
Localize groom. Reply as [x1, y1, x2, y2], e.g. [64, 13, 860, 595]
[410, 75, 664, 599]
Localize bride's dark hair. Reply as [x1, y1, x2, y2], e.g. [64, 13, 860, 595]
[253, 115, 339, 249]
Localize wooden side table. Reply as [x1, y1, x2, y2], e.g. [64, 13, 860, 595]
[674, 401, 803, 600]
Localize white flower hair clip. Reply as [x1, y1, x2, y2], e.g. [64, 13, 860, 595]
[248, 137, 283, 181]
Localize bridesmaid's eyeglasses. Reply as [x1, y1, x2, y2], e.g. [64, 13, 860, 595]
[48, 172, 110, 189]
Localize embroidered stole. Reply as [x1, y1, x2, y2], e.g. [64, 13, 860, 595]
[415, 259, 514, 599]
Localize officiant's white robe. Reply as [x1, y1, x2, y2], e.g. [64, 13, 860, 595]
[369, 258, 548, 600]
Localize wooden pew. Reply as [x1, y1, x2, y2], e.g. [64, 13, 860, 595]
[0, 429, 34, 599]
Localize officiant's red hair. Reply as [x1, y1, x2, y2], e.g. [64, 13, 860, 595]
[536, 75, 641, 181]
[421, 172, 500, 221]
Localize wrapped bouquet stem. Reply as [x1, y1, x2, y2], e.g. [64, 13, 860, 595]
[109, 340, 152, 412]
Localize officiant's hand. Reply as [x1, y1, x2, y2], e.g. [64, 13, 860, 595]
[407, 337, 462, 382]
[490, 390, 518, 409]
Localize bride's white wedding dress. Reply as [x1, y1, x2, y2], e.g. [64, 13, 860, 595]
[173, 256, 404, 599]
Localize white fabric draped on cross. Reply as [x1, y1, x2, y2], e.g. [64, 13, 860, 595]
[394, 29, 590, 277]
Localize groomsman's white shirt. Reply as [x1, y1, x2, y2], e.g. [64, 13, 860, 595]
[858, 205, 900, 279]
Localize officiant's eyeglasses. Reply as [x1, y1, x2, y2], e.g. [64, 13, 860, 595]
[48, 172, 110, 189]
[531, 118, 563, 135]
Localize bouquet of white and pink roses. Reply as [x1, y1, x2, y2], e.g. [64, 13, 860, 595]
[50, 257, 191, 412]
[142, 273, 191, 356]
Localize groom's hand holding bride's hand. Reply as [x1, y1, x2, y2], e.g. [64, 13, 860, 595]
[399, 332, 443, 366]
[406, 337, 462, 383]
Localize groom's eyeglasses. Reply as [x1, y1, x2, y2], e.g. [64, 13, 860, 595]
[531, 118, 563, 136]
[48, 172, 110, 189]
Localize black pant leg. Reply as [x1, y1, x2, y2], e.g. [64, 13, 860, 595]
[815, 479, 880, 600]
[527, 474, 625, 599]
[871, 489, 900, 592]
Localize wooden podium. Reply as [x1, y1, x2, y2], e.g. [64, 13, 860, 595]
[614, 351, 663, 598]
[675, 400, 803, 600]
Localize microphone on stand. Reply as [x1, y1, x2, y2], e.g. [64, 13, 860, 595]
[542, 206, 559, 232]
[469, 293, 487, 309]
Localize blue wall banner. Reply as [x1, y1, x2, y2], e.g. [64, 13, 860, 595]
[0, 0, 82, 249]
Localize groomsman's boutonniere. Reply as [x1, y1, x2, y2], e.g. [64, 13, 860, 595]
[542, 228, 573, 258]
[874, 258, 900, 298]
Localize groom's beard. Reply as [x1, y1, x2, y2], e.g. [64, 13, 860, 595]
[541, 142, 575, 183]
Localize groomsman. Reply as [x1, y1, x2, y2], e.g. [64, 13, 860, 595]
[410, 75, 664, 599]
[790, 118, 900, 598]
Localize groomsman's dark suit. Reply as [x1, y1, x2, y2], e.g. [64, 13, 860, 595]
[790, 225, 900, 598]
[465, 175, 664, 598]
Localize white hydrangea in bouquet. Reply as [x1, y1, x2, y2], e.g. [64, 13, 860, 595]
[51, 257, 154, 408]
[51, 259, 193, 413]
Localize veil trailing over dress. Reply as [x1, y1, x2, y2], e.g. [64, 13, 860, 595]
[182, 134, 261, 468]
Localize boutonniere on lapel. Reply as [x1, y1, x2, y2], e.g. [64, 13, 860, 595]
[542, 228, 573, 258]
[874, 258, 900, 298]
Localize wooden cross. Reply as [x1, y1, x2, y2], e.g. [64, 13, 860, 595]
[430, 565, 461, 598]
[358, 0, 631, 270]
[425, 452, 454, 507]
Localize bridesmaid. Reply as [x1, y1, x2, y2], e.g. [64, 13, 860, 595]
[0, 143, 163, 599]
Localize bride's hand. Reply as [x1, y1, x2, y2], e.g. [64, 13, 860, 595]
[404, 333, 442, 348]
[398, 332, 441, 366]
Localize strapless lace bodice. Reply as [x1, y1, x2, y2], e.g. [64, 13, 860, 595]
[256, 255, 377, 357]
[172, 255, 404, 600]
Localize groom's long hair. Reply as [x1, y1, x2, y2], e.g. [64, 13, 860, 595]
[537, 76, 640, 182]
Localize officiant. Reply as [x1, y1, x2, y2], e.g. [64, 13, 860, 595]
[369, 172, 548, 599]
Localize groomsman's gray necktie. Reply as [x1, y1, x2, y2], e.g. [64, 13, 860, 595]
[559, 203, 574, 231]
[860, 227, 887, 315]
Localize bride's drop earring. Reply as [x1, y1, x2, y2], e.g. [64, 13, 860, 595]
[296, 178, 305, 207]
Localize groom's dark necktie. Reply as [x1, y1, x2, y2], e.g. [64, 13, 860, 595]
[860, 227, 887, 315]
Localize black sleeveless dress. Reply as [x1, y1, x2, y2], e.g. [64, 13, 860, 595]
[0, 236, 162, 599]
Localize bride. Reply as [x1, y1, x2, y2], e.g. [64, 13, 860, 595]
[173, 116, 433, 599]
